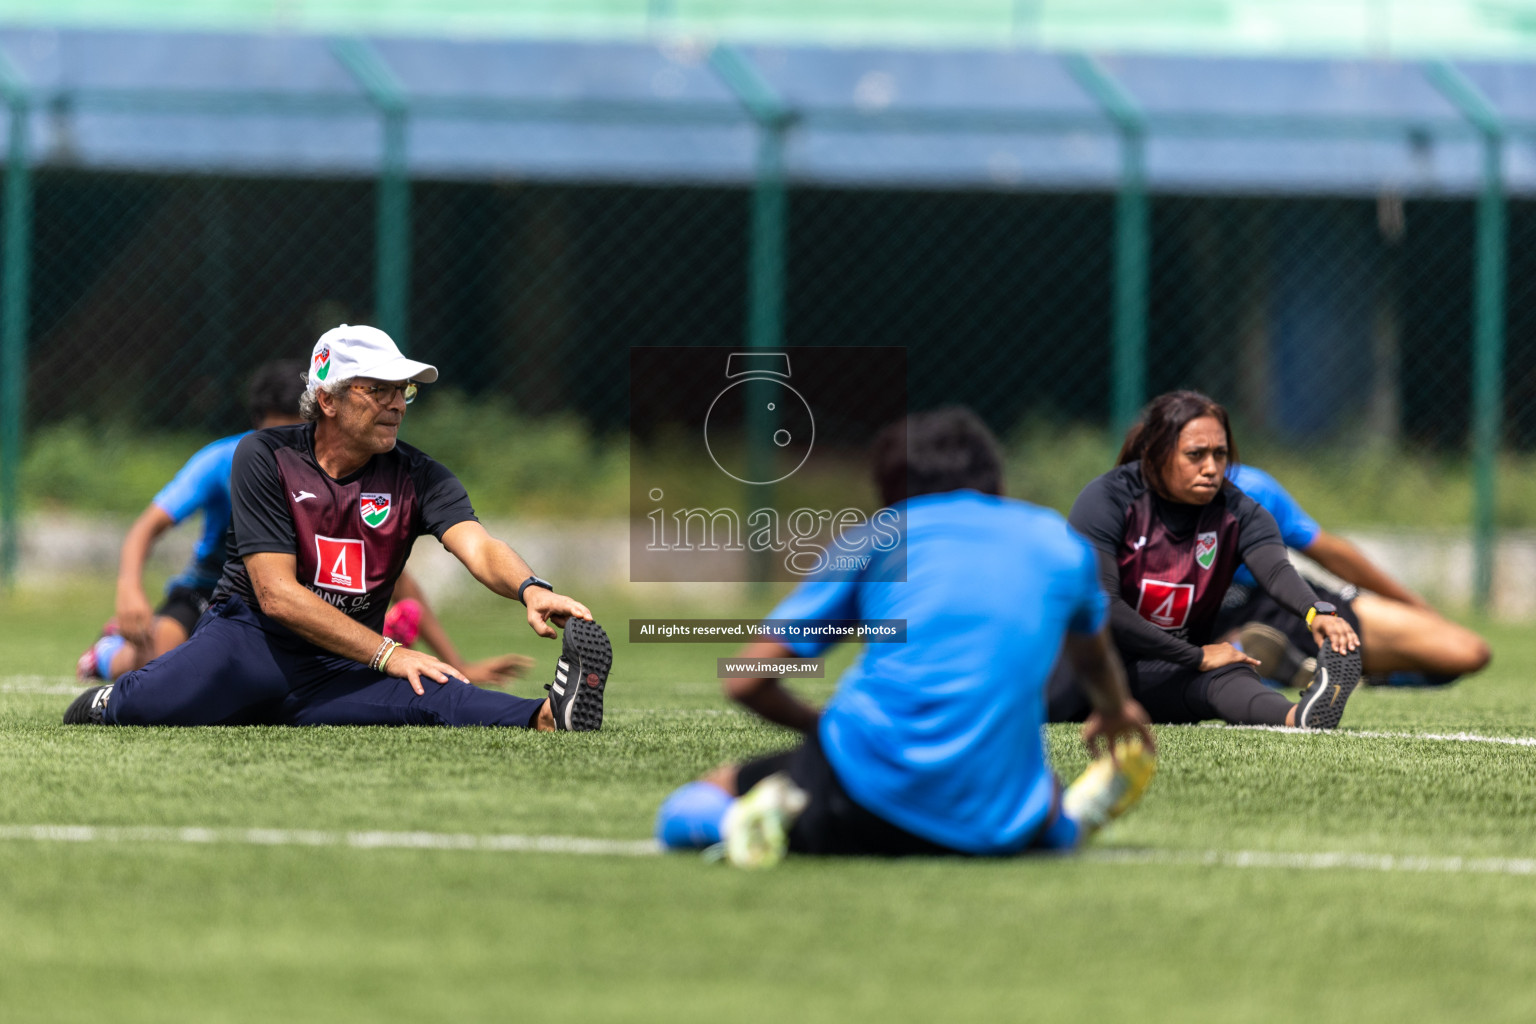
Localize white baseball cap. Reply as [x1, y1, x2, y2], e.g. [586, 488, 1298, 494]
[308, 324, 439, 388]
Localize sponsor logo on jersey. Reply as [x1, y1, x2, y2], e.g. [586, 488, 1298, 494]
[292, 490, 317, 503]
[314, 344, 331, 382]
[1195, 531, 1218, 570]
[360, 493, 391, 529]
[1135, 578, 1194, 630]
[314, 535, 366, 593]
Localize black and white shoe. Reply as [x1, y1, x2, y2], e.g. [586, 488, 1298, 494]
[1294, 639, 1362, 730]
[63, 684, 112, 725]
[545, 619, 611, 732]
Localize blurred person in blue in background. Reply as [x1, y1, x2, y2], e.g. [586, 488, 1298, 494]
[655, 407, 1156, 868]
[1216, 464, 1490, 690]
[75, 361, 307, 683]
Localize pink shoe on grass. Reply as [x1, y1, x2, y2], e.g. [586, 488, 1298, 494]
[74, 619, 122, 682]
[74, 646, 100, 682]
[384, 599, 422, 647]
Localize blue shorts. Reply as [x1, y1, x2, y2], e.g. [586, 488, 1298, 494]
[105, 595, 546, 729]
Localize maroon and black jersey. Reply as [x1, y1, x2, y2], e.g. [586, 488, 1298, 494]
[1115, 485, 1244, 643]
[1068, 461, 1315, 667]
[213, 423, 477, 643]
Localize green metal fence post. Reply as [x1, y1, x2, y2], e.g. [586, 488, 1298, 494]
[1426, 60, 1506, 612]
[330, 39, 411, 345]
[0, 52, 29, 590]
[710, 45, 793, 588]
[1066, 55, 1148, 441]
[710, 45, 791, 358]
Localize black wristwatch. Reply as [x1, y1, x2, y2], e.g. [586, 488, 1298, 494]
[1305, 601, 1337, 627]
[516, 575, 554, 604]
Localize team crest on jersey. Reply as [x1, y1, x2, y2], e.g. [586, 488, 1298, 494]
[360, 493, 391, 529]
[1196, 531, 1218, 570]
[313, 344, 331, 382]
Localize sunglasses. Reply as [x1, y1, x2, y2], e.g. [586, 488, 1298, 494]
[346, 381, 419, 405]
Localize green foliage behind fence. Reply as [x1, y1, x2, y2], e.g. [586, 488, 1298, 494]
[23, 406, 1536, 535]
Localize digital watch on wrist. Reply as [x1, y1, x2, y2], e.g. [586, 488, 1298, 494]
[517, 575, 554, 604]
[1305, 601, 1338, 627]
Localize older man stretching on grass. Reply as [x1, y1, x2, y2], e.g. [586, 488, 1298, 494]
[65, 324, 610, 732]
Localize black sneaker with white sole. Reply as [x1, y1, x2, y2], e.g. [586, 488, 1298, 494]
[1294, 639, 1362, 730]
[545, 619, 611, 731]
[63, 684, 112, 725]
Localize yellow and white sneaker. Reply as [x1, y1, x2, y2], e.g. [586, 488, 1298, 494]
[1062, 736, 1156, 838]
[720, 772, 809, 869]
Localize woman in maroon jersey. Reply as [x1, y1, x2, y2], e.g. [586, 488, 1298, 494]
[1048, 390, 1361, 729]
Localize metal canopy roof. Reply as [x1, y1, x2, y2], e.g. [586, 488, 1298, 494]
[0, 26, 1528, 194]
[6, 1, 1536, 63]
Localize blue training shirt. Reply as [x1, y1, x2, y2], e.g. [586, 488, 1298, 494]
[150, 432, 249, 592]
[1226, 465, 1321, 588]
[767, 489, 1108, 856]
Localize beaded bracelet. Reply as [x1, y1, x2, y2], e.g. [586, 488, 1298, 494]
[369, 637, 397, 671]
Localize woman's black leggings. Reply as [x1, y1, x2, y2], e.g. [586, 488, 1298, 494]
[1046, 656, 1293, 726]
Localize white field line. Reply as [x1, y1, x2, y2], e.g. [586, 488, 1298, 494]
[610, 708, 738, 716]
[0, 825, 661, 858]
[1086, 847, 1536, 876]
[2, 824, 1535, 877]
[1200, 722, 1536, 748]
[2, 676, 79, 695]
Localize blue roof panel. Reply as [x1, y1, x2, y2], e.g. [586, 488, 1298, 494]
[369, 36, 737, 105]
[740, 44, 1098, 114]
[406, 118, 756, 183]
[0, 27, 1523, 193]
[47, 109, 379, 175]
[1147, 136, 1484, 195]
[1101, 54, 1461, 122]
[785, 127, 1119, 189]
[1455, 61, 1536, 124]
[0, 27, 360, 93]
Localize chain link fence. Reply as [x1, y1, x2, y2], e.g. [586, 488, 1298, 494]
[13, 180, 1492, 445]
[0, 41, 1529, 606]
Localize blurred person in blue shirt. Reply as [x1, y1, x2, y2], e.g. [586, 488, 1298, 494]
[76, 361, 306, 682]
[1218, 465, 1490, 689]
[655, 408, 1155, 867]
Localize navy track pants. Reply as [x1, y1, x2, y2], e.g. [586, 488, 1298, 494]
[104, 595, 546, 728]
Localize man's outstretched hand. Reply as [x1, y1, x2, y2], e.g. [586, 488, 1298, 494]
[523, 589, 593, 638]
[459, 653, 536, 686]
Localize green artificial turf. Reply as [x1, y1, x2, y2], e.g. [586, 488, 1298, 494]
[4, 581, 1536, 1022]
